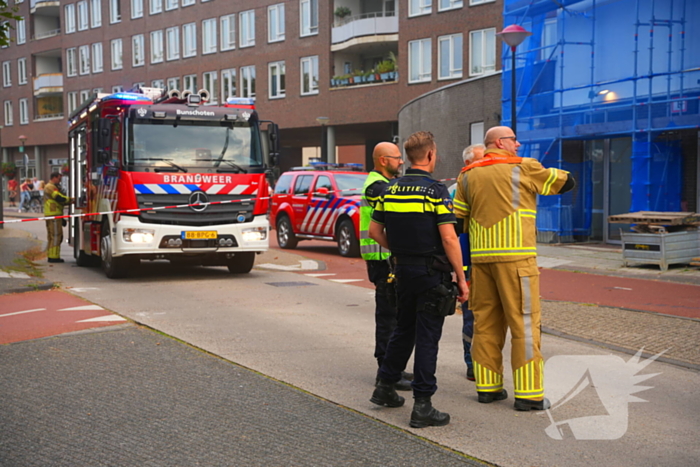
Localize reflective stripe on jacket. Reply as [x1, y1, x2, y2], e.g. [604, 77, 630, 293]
[43, 182, 70, 216]
[360, 171, 391, 261]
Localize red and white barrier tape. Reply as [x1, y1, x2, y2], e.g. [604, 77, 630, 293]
[0, 177, 459, 225]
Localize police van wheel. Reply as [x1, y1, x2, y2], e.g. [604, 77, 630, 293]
[227, 252, 255, 274]
[337, 219, 360, 257]
[100, 222, 130, 279]
[276, 216, 298, 249]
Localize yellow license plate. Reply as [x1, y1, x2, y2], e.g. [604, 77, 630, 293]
[182, 231, 217, 240]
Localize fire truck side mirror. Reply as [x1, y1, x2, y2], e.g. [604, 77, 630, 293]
[96, 118, 112, 151]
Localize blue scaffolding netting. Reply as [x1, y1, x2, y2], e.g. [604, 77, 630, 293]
[502, 0, 699, 241]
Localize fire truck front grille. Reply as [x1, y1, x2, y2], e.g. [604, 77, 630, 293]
[136, 194, 256, 226]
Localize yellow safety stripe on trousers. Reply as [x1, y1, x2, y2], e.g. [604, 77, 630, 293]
[541, 169, 559, 196]
[469, 210, 537, 257]
[513, 360, 544, 399]
[474, 361, 503, 392]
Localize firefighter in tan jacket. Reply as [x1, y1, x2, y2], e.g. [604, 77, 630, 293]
[44, 172, 71, 263]
[453, 126, 575, 411]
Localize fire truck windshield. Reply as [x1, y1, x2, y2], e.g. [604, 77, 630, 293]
[127, 121, 264, 173]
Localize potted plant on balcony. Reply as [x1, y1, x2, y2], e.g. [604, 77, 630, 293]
[334, 6, 352, 19]
[377, 52, 397, 81]
[364, 69, 377, 83]
[334, 74, 351, 86]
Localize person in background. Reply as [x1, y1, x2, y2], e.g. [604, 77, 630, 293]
[19, 178, 32, 212]
[7, 177, 18, 207]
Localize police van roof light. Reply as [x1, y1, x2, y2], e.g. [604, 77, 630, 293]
[226, 97, 255, 106]
[103, 92, 153, 103]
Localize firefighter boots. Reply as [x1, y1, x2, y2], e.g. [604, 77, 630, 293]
[478, 389, 508, 403]
[409, 397, 450, 428]
[370, 379, 405, 408]
[514, 397, 551, 411]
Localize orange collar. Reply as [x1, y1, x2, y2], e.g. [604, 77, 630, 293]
[462, 149, 522, 172]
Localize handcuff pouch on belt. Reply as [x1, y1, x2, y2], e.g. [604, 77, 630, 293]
[385, 259, 397, 308]
[417, 280, 458, 317]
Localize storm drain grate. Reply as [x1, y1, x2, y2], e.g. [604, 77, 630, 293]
[265, 281, 318, 287]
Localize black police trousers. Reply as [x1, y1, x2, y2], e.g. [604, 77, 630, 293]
[377, 264, 447, 399]
[366, 260, 398, 369]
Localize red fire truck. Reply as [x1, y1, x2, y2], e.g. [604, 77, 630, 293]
[67, 87, 279, 278]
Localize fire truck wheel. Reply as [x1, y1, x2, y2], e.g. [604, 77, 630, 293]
[227, 252, 255, 274]
[100, 222, 130, 279]
[337, 219, 360, 258]
[276, 215, 298, 249]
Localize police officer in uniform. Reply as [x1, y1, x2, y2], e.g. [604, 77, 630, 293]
[453, 126, 575, 411]
[44, 172, 71, 263]
[369, 131, 468, 428]
[360, 142, 412, 391]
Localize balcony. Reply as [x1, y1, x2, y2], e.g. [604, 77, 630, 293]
[32, 28, 60, 41]
[331, 12, 398, 49]
[33, 73, 63, 96]
[31, 0, 60, 14]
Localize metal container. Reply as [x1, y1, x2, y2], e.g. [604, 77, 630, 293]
[620, 229, 700, 271]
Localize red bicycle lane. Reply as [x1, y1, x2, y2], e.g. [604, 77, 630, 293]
[0, 290, 127, 344]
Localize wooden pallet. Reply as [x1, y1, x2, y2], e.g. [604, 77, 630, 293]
[608, 211, 700, 225]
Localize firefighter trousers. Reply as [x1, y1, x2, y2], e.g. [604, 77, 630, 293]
[471, 257, 544, 401]
[46, 219, 63, 260]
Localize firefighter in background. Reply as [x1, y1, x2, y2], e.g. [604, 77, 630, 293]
[369, 131, 468, 428]
[360, 142, 412, 391]
[44, 172, 72, 264]
[453, 126, 576, 411]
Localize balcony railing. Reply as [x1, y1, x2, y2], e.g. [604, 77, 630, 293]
[32, 28, 61, 41]
[34, 113, 64, 121]
[33, 73, 63, 95]
[332, 12, 398, 45]
[331, 72, 398, 89]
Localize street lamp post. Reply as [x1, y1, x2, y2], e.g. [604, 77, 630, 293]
[497, 25, 532, 135]
[316, 117, 330, 163]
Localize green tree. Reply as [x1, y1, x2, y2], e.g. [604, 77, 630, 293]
[1, 1, 23, 48]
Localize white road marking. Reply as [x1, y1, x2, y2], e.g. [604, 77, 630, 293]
[76, 315, 128, 323]
[305, 273, 336, 277]
[537, 257, 573, 269]
[613, 287, 633, 291]
[67, 287, 99, 292]
[330, 279, 364, 283]
[58, 305, 104, 311]
[256, 260, 319, 271]
[0, 308, 46, 318]
[0, 271, 31, 279]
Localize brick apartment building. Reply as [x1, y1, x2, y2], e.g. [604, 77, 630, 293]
[1, 0, 502, 189]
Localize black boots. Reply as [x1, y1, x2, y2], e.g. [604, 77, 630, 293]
[514, 397, 551, 411]
[477, 389, 508, 403]
[370, 379, 405, 407]
[375, 371, 414, 392]
[409, 397, 450, 428]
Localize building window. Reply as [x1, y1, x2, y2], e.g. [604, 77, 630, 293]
[202, 18, 217, 54]
[409, 0, 432, 16]
[240, 65, 255, 98]
[408, 38, 431, 83]
[19, 98, 28, 125]
[239, 10, 255, 48]
[90, 0, 101, 27]
[220, 14, 235, 51]
[16, 19, 25, 44]
[470, 121, 484, 144]
[132, 0, 144, 19]
[165, 0, 177, 11]
[65, 4, 76, 33]
[111, 39, 123, 70]
[79, 45, 90, 75]
[221, 68, 236, 100]
[110, 0, 121, 23]
[66, 48, 77, 76]
[469, 28, 495, 76]
[3, 101, 12, 126]
[300, 56, 318, 96]
[268, 61, 285, 99]
[183, 22, 197, 57]
[67, 91, 78, 115]
[17, 58, 27, 85]
[438, 0, 462, 10]
[470, 0, 495, 5]
[2, 61, 11, 87]
[300, 0, 318, 37]
[166, 27, 180, 60]
[92, 42, 103, 73]
[151, 30, 164, 63]
[438, 33, 462, 80]
[150, 0, 162, 15]
[80, 90, 91, 105]
[268, 4, 285, 43]
[77, 1, 88, 30]
[539, 19, 557, 61]
[132, 34, 145, 67]
[202, 71, 218, 104]
[112, 85, 124, 93]
[167, 77, 181, 91]
[182, 0, 195, 6]
[151, 79, 164, 89]
[183, 74, 197, 93]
